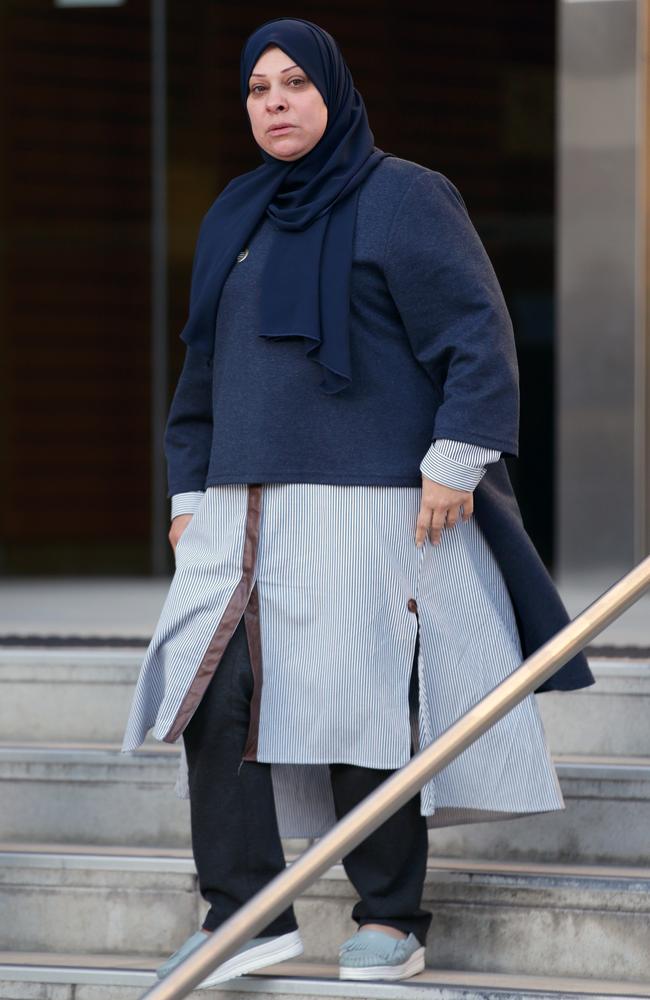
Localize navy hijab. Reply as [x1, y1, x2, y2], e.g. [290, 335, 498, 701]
[179, 16, 393, 394]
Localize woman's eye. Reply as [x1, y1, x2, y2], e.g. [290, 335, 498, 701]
[249, 78, 306, 95]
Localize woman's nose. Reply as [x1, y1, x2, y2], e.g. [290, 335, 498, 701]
[266, 89, 287, 112]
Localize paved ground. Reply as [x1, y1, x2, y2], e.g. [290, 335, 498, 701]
[0, 578, 168, 639]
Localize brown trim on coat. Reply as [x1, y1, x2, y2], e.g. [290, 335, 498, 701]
[162, 484, 264, 744]
[241, 580, 263, 762]
[408, 599, 422, 755]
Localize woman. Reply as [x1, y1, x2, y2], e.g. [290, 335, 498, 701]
[121, 16, 595, 988]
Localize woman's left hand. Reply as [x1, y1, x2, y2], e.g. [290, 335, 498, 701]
[416, 476, 474, 547]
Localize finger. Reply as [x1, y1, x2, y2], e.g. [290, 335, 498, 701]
[415, 505, 433, 547]
[461, 494, 474, 520]
[428, 506, 448, 545]
[446, 503, 462, 530]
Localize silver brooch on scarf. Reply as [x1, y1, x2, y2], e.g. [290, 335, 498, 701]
[236, 247, 249, 264]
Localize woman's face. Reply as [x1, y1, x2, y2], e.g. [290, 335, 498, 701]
[246, 45, 328, 161]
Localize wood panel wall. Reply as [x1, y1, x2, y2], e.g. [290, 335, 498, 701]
[0, 0, 151, 571]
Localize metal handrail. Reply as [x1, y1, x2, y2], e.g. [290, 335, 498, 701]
[139, 554, 650, 999]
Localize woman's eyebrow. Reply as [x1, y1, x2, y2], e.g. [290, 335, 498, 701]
[250, 65, 300, 77]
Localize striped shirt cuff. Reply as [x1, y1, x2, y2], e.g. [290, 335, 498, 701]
[171, 491, 205, 520]
[420, 438, 501, 491]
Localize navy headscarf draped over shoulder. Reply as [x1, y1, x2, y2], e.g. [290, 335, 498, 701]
[179, 16, 394, 394]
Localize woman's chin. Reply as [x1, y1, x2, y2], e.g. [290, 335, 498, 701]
[262, 138, 312, 161]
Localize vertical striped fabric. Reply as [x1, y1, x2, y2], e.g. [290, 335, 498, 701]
[121, 478, 564, 838]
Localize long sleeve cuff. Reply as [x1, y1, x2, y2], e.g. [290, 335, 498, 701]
[171, 491, 205, 520]
[420, 438, 501, 491]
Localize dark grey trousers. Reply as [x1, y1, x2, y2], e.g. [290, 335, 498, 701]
[182, 614, 432, 946]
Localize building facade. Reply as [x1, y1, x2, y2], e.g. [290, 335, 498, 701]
[0, 0, 647, 585]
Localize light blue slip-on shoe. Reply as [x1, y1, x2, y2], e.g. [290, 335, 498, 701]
[157, 928, 303, 987]
[195, 929, 303, 989]
[339, 928, 425, 981]
[156, 930, 211, 980]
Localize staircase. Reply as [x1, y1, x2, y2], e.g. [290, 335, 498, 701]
[1, 646, 649, 999]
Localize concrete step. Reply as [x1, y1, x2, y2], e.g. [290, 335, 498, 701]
[0, 742, 193, 850]
[427, 752, 650, 864]
[1, 649, 648, 756]
[1, 743, 649, 865]
[1, 955, 650, 1000]
[1, 848, 649, 981]
[536, 658, 650, 755]
[0, 648, 145, 744]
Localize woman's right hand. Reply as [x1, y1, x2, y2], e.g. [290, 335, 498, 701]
[169, 514, 193, 554]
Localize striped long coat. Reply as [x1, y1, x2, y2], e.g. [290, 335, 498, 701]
[121, 456, 593, 838]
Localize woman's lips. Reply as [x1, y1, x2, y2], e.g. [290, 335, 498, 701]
[268, 125, 295, 133]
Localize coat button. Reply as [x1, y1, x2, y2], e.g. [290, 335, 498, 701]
[407, 598, 418, 613]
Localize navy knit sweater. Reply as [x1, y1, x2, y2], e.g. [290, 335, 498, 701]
[164, 156, 519, 495]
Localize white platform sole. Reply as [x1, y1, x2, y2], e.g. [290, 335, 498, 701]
[195, 929, 304, 989]
[339, 945, 426, 981]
